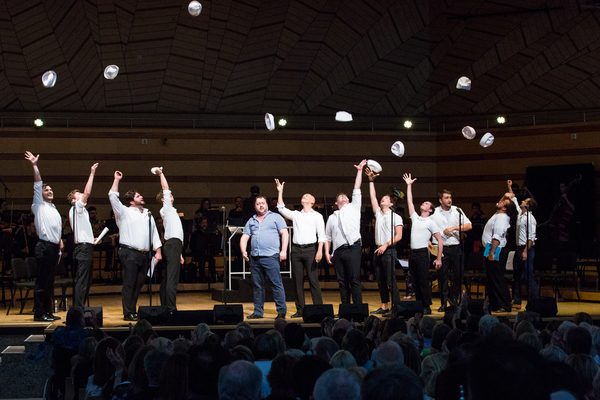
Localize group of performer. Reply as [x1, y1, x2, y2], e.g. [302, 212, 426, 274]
[21, 151, 541, 322]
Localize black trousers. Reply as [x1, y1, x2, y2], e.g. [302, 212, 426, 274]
[160, 238, 182, 311]
[437, 245, 463, 306]
[291, 244, 323, 313]
[409, 248, 432, 306]
[485, 247, 511, 310]
[374, 247, 401, 307]
[333, 243, 362, 304]
[34, 240, 60, 317]
[74, 243, 94, 309]
[118, 246, 149, 315]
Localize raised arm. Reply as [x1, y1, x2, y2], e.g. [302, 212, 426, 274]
[81, 163, 99, 204]
[403, 173, 417, 216]
[110, 171, 122, 193]
[25, 151, 42, 182]
[366, 168, 379, 212]
[275, 179, 284, 205]
[158, 169, 169, 190]
[507, 180, 514, 195]
[354, 159, 367, 190]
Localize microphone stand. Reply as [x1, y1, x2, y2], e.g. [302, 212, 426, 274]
[148, 210, 154, 306]
[221, 206, 226, 302]
[526, 207, 531, 303]
[0, 177, 10, 202]
[457, 207, 464, 302]
[72, 205, 77, 308]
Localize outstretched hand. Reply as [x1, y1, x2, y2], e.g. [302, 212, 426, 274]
[275, 178, 285, 192]
[355, 159, 367, 171]
[403, 173, 416, 185]
[24, 151, 39, 164]
[365, 167, 379, 182]
[114, 171, 123, 180]
[91, 163, 99, 173]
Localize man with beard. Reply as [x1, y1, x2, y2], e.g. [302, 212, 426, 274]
[109, 171, 162, 321]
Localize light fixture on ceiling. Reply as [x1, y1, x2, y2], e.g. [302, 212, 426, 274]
[403, 120, 412, 129]
[497, 116, 506, 124]
[34, 118, 44, 127]
[278, 118, 287, 127]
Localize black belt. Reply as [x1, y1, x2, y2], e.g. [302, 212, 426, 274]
[293, 242, 317, 249]
[412, 248, 428, 253]
[339, 240, 361, 249]
[75, 242, 93, 247]
[39, 239, 59, 247]
[120, 244, 149, 254]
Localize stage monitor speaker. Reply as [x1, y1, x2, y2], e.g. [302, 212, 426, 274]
[395, 301, 424, 319]
[302, 304, 334, 323]
[526, 298, 557, 317]
[138, 306, 169, 326]
[214, 304, 244, 324]
[168, 310, 214, 326]
[84, 307, 103, 327]
[338, 303, 369, 322]
[466, 299, 486, 317]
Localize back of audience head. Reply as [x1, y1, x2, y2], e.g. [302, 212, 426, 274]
[515, 320, 535, 339]
[224, 330, 243, 350]
[193, 322, 211, 344]
[313, 337, 339, 363]
[158, 352, 188, 400]
[123, 335, 144, 367]
[341, 329, 369, 367]
[382, 317, 407, 342]
[431, 323, 451, 352]
[149, 337, 172, 354]
[540, 345, 568, 363]
[420, 352, 448, 398]
[444, 328, 462, 353]
[573, 312, 593, 326]
[372, 340, 403, 367]
[330, 350, 357, 369]
[313, 368, 361, 400]
[419, 316, 437, 338]
[478, 315, 499, 337]
[347, 366, 368, 386]
[284, 323, 306, 351]
[218, 360, 262, 400]
[144, 348, 168, 387]
[321, 316, 335, 338]
[465, 315, 481, 332]
[292, 355, 332, 400]
[252, 333, 280, 360]
[362, 365, 423, 400]
[131, 319, 153, 338]
[388, 332, 421, 375]
[518, 332, 542, 352]
[66, 306, 85, 328]
[230, 345, 255, 362]
[172, 337, 192, 354]
[489, 321, 515, 343]
[128, 344, 153, 392]
[92, 337, 123, 386]
[266, 354, 298, 399]
[236, 321, 255, 341]
[189, 343, 233, 397]
[565, 326, 592, 355]
[566, 354, 599, 397]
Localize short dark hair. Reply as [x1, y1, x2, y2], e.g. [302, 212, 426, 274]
[156, 191, 164, 203]
[124, 190, 138, 205]
[526, 198, 538, 212]
[67, 189, 80, 205]
[250, 186, 260, 195]
[438, 190, 451, 200]
[87, 206, 97, 212]
[472, 202, 481, 208]
[255, 196, 268, 204]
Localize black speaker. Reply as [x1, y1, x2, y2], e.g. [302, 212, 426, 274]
[168, 310, 214, 326]
[526, 298, 557, 317]
[338, 303, 369, 322]
[466, 299, 486, 317]
[395, 301, 424, 319]
[214, 304, 244, 324]
[84, 307, 103, 327]
[302, 304, 334, 323]
[138, 306, 169, 325]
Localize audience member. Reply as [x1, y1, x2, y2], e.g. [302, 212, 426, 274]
[420, 352, 448, 398]
[292, 355, 332, 400]
[330, 350, 358, 369]
[371, 340, 403, 367]
[265, 354, 298, 400]
[312, 337, 339, 363]
[362, 365, 424, 400]
[158, 353, 188, 400]
[313, 368, 361, 400]
[218, 360, 262, 400]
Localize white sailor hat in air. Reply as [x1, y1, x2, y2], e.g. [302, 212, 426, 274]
[42, 71, 57, 88]
[479, 132, 494, 148]
[456, 76, 471, 90]
[391, 141, 405, 157]
[188, 1, 202, 16]
[335, 111, 352, 122]
[265, 113, 275, 131]
[462, 126, 476, 140]
[104, 65, 119, 80]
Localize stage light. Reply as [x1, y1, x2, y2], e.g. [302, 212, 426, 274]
[278, 118, 287, 127]
[404, 120, 412, 129]
[497, 116, 506, 124]
[34, 119, 44, 127]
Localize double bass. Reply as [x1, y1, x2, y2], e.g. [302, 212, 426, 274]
[544, 175, 581, 246]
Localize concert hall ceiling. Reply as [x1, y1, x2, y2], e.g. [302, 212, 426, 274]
[0, 0, 599, 122]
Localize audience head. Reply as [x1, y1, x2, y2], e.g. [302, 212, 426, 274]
[566, 354, 599, 397]
[218, 360, 262, 400]
[274, 317, 288, 337]
[123, 335, 144, 368]
[284, 323, 306, 351]
[321, 316, 335, 338]
[266, 354, 298, 399]
[420, 352, 448, 398]
[362, 365, 423, 400]
[389, 332, 422, 376]
[127, 345, 152, 391]
[224, 330, 243, 350]
[515, 320, 535, 339]
[478, 315, 499, 337]
[92, 337, 123, 386]
[230, 345, 255, 362]
[193, 322, 211, 344]
[540, 345, 568, 363]
[313, 368, 361, 400]
[341, 329, 369, 367]
[518, 332, 542, 352]
[565, 326, 593, 355]
[78, 336, 97, 362]
[189, 343, 233, 397]
[431, 323, 451, 352]
[382, 317, 407, 341]
[253, 333, 280, 361]
[573, 312, 593, 326]
[372, 340, 403, 367]
[143, 348, 168, 386]
[419, 316, 437, 338]
[131, 319, 153, 338]
[330, 350, 358, 369]
[66, 306, 85, 328]
[292, 355, 332, 400]
[172, 337, 192, 354]
[236, 321, 255, 341]
[313, 337, 340, 363]
[158, 352, 188, 400]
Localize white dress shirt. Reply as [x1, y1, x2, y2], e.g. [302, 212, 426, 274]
[277, 203, 325, 245]
[431, 206, 471, 245]
[512, 197, 536, 246]
[374, 207, 402, 247]
[160, 189, 184, 242]
[108, 190, 162, 251]
[325, 189, 362, 252]
[409, 212, 439, 250]
[31, 181, 62, 244]
[70, 200, 94, 244]
[481, 212, 510, 248]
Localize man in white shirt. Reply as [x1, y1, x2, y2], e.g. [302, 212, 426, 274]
[275, 178, 325, 318]
[367, 169, 403, 317]
[325, 160, 367, 304]
[481, 191, 517, 313]
[25, 151, 64, 322]
[403, 173, 442, 315]
[67, 163, 99, 309]
[154, 168, 185, 311]
[508, 180, 538, 310]
[431, 190, 472, 312]
[109, 171, 162, 321]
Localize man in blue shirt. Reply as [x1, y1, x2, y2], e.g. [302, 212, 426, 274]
[240, 196, 289, 319]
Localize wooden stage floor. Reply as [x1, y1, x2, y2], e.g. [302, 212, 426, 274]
[2, 283, 600, 334]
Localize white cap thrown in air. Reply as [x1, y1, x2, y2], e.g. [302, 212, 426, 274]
[391, 141, 405, 157]
[265, 113, 275, 131]
[366, 160, 382, 174]
[104, 65, 119, 80]
[479, 132, 494, 148]
[188, 1, 202, 16]
[462, 126, 476, 140]
[335, 111, 353, 122]
[42, 71, 57, 88]
[456, 76, 471, 90]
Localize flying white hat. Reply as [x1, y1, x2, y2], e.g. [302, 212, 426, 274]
[462, 126, 476, 140]
[104, 65, 119, 80]
[188, 1, 202, 16]
[391, 141, 405, 157]
[265, 113, 275, 131]
[335, 111, 353, 122]
[42, 71, 57, 88]
[479, 132, 494, 148]
[456, 76, 471, 90]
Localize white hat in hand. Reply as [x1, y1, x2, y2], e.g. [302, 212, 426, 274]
[366, 160, 382, 174]
[151, 167, 163, 175]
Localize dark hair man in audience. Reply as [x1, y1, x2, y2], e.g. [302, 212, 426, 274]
[482, 191, 517, 313]
[109, 171, 162, 321]
[366, 167, 403, 316]
[403, 173, 442, 315]
[431, 189, 472, 312]
[362, 365, 424, 400]
[275, 178, 325, 318]
[313, 368, 361, 400]
[228, 196, 244, 226]
[218, 360, 262, 400]
[152, 167, 184, 311]
[25, 151, 64, 322]
[67, 163, 99, 309]
[324, 160, 367, 305]
[293, 355, 332, 400]
[240, 196, 289, 320]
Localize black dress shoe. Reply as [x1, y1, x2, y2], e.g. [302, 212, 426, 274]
[124, 312, 138, 321]
[438, 305, 447, 312]
[370, 307, 385, 315]
[47, 314, 62, 321]
[133, 312, 139, 319]
[382, 310, 394, 317]
[290, 312, 302, 318]
[34, 314, 53, 322]
[246, 313, 263, 320]
[493, 308, 511, 313]
[276, 313, 286, 320]
[423, 306, 432, 315]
